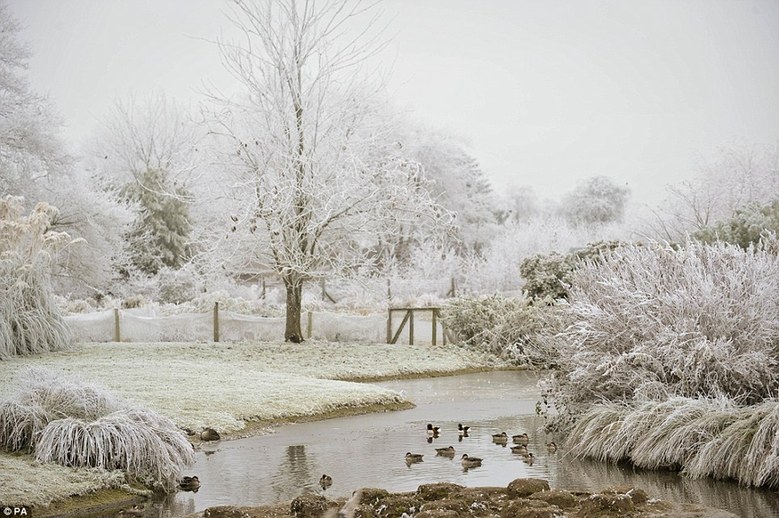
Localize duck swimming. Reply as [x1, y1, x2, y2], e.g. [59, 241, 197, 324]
[512, 432, 529, 445]
[511, 444, 529, 455]
[179, 475, 201, 492]
[435, 445, 456, 456]
[426, 423, 441, 436]
[523, 452, 535, 465]
[405, 452, 424, 463]
[320, 474, 333, 490]
[458, 423, 470, 435]
[546, 441, 558, 453]
[461, 454, 483, 468]
[491, 431, 509, 444]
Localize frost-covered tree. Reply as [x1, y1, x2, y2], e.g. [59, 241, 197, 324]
[0, 2, 71, 203]
[560, 175, 630, 226]
[399, 128, 499, 254]
[649, 143, 779, 241]
[92, 92, 198, 276]
[0, 196, 75, 359]
[205, 0, 449, 342]
[121, 168, 192, 274]
[0, 2, 131, 296]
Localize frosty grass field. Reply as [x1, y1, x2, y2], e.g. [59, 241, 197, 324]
[0, 340, 500, 507]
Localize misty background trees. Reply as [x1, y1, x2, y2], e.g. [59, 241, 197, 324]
[2, 0, 778, 342]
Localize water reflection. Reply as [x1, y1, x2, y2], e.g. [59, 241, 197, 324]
[154, 371, 779, 518]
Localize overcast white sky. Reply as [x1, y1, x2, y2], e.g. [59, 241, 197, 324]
[7, 0, 779, 204]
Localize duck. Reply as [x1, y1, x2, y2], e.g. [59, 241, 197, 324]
[117, 505, 144, 517]
[320, 473, 333, 490]
[546, 441, 558, 453]
[510, 444, 529, 455]
[200, 427, 221, 441]
[405, 452, 424, 463]
[457, 423, 471, 435]
[523, 452, 535, 465]
[435, 445, 456, 456]
[491, 431, 509, 443]
[426, 423, 441, 436]
[178, 475, 201, 492]
[461, 454, 482, 468]
[512, 432, 529, 445]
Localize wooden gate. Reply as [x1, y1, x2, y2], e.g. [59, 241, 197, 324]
[386, 307, 455, 345]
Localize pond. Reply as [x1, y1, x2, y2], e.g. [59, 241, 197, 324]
[149, 371, 779, 518]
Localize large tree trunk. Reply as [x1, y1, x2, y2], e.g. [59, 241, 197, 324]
[283, 275, 304, 343]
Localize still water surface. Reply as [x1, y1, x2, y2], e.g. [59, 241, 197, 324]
[151, 371, 779, 518]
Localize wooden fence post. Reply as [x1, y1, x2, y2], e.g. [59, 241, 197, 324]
[386, 308, 392, 344]
[113, 308, 120, 342]
[431, 308, 437, 346]
[409, 309, 414, 346]
[213, 302, 220, 342]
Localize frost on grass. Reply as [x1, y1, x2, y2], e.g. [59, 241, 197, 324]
[0, 367, 194, 492]
[548, 239, 779, 486]
[0, 452, 128, 507]
[0, 341, 492, 434]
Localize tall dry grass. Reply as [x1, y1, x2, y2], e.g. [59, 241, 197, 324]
[566, 397, 779, 487]
[0, 197, 74, 359]
[0, 367, 193, 492]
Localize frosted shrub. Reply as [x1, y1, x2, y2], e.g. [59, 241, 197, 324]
[551, 240, 779, 416]
[0, 368, 193, 492]
[440, 295, 553, 365]
[0, 196, 75, 359]
[566, 397, 779, 487]
[157, 263, 203, 304]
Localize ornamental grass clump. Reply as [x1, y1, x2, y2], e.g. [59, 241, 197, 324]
[0, 367, 193, 492]
[0, 196, 75, 359]
[566, 397, 779, 487]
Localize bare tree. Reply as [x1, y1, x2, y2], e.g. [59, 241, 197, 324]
[646, 143, 779, 241]
[205, 0, 449, 342]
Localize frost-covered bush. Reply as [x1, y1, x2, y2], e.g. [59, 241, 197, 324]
[0, 196, 75, 359]
[156, 263, 203, 304]
[693, 198, 779, 250]
[440, 295, 553, 365]
[549, 239, 779, 423]
[519, 240, 625, 303]
[566, 397, 779, 488]
[0, 367, 193, 492]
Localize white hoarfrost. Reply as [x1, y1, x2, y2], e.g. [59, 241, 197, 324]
[0, 341, 496, 433]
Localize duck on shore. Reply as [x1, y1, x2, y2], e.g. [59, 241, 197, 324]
[200, 427, 221, 441]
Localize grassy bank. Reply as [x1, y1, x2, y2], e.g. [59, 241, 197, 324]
[0, 340, 500, 510]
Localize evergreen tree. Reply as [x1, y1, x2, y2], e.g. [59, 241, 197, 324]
[122, 169, 191, 275]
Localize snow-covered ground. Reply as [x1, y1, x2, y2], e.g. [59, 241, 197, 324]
[0, 340, 500, 509]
